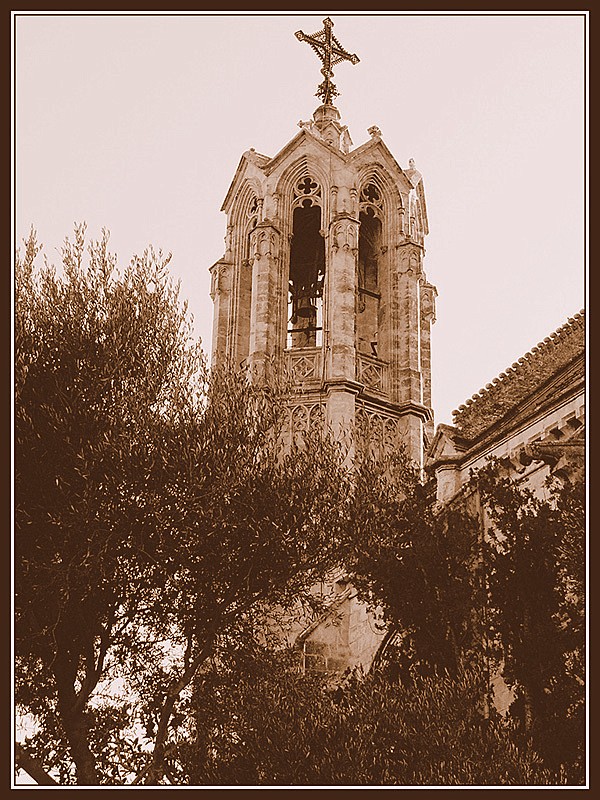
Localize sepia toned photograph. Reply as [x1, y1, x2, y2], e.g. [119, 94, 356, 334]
[13, 11, 586, 787]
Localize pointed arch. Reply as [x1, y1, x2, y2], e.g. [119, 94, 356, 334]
[231, 178, 263, 231]
[229, 179, 263, 366]
[276, 156, 329, 351]
[355, 166, 403, 362]
[356, 163, 404, 220]
[275, 154, 330, 223]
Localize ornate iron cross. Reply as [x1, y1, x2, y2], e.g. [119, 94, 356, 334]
[295, 17, 360, 105]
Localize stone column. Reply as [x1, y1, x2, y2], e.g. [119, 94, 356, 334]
[376, 244, 390, 365]
[209, 258, 233, 368]
[323, 214, 359, 459]
[326, 387, 356, 460]
[420, 281, 437, 442]
[248, 221, 281, 382]
[390, 242, 424, 465]
[326, 215, 358, 381]
[392, 243, 423, 404]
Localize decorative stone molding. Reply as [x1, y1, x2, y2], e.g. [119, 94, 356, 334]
[250, 228, 278, 261]
[397, 244, 422, 275]
[349, 186, 359, 216]
[224, 224, 233, 252]
[420, 282, 437, 323]
[331, 218, 359, 252]
[355, 405, 406, 459]
[292, 176, 322, 210]
[357, 354, 386, 392]
[248, 196, 259, 220]
[289, 402, 327, 440]
[291, 403, 309, 433]
[209, 260, 231, 299]
[244, 147, 263, 165]
[330, 185, 339, 214]
[359, 182, 383, 220]
[287, 349, 322, 383]
[309, 403, 325, 430]
[254, 197, 264, 221]
[209, 266, 218, 301]
[262, 192, 279, 221]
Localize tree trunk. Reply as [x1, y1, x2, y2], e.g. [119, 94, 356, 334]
[54, 661, 99, 785]
[141, 624, 224, 785]
[15, 743, 58, 785]
[521, 608, 535, 734]
[60, 704, 99, 785]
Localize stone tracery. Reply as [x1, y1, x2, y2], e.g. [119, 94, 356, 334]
[288, 176, 325, 349]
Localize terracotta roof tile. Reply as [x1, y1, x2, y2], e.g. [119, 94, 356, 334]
[452, 311, 585, 439]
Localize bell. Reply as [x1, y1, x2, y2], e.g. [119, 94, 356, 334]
[296, 302, 317, 318]
[296, 295, 317, 318]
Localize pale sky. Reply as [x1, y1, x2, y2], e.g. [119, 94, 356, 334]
[15, 12, 586, 426]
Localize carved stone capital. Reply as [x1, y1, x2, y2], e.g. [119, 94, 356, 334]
[250, 224, 280, 261]
[209, 259, 232, 298]
[420, 281, 438, 323]
[330, 217, 359, 252]
[396, 244, 423, 276]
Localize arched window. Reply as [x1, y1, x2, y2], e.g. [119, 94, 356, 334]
[246, 195, 259, 263]
[358, 183, 383, 357]
[236, 193, 259, 366]
[288, 176, 325, 349]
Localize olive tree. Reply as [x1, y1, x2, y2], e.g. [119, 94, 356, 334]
[15, 226, 352, 785]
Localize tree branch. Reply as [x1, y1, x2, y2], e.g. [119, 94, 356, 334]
[73, 608, 115, 714]
[15, 742, 58, 786]
[135, 575, 252, 786]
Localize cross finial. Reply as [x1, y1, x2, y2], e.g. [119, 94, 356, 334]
[295, 17, 360, 105]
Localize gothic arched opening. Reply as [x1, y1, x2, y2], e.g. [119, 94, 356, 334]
[236, 195, 259, 366]
[288, 184, 325, 349]
[357, 184, 382, 357]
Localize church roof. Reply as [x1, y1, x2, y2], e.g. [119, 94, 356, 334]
[220, 149, 270, 213]
[451, 310, 585, 440]
[262, 126, 348, 175]
[428, 422, 471, 460]
[348, 135, 409, 183]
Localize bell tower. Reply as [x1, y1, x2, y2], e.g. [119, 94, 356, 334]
[210, 18, 436, 467]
